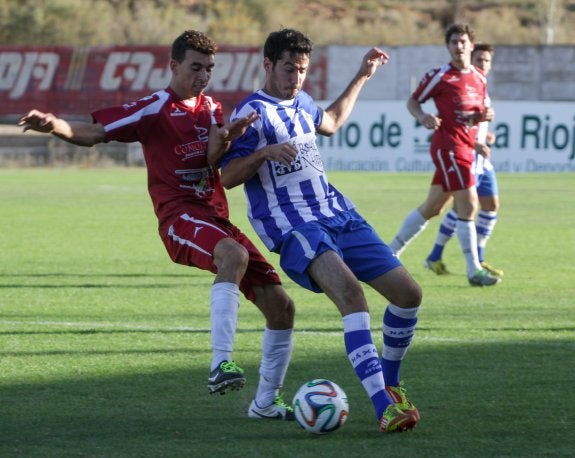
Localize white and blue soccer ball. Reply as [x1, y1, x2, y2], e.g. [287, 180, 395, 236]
[292, 379, 349, 434]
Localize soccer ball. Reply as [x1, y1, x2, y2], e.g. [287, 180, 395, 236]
[292, 379, 349, 434]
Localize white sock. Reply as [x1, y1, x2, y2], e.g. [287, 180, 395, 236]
[210, 282, 240, 371]
[476, 210, 497, 250]
[456, 219, 482, 277]
[255, 328, 294, 407]
[389, 208, 429, 256]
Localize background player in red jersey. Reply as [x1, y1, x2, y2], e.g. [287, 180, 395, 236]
[424, 43, 504, 278]
[18, 30, 296, 420]
[388, 24, 500, 287]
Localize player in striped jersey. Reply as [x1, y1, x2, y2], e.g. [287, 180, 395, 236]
[425, 44, 503, 278]
[18, 30, 296, 420]
[388, 24, 500, 287]
[220, 28, 421, 433]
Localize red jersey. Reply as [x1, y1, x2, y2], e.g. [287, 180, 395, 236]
[412, 63, 487, 156]
[92, 88, 228, 229]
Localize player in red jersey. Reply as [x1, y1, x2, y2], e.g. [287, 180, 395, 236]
[425, 44, 504, 278]
[18, 30, 296, 420]
[388, 24, 500, 287]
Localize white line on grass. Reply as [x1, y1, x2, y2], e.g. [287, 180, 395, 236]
[0, 320, 210, 332]
[1, 320, 573, 347]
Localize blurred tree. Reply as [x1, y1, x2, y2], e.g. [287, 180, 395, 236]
[536, 0, 562, 44]
[1, 0, 574, 46]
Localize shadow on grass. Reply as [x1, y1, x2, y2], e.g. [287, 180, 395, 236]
[1, 339, 573, 458]
[0, 272, 208, 289]
[0, 284, 194, 289]
[0, 328, 341, 337]
[0, 273, 195, 278]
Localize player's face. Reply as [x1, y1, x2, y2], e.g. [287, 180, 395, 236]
[170, 49, 215, 99]
[447, 33, 473, 67]
[264, 51, 309, 100]
[472, 50, 492, 76]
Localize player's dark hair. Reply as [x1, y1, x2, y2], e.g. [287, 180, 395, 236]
[444, 24, 475, 44]
[263, 28, 313, 65]
[171, 30, 217, 62]
[472, 43, 495, 56]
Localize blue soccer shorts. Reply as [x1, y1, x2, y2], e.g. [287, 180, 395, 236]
[277, 209, 401, 292]
[476, 168, 499, 197]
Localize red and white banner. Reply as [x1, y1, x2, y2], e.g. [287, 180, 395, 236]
[0, 45, 327, 118]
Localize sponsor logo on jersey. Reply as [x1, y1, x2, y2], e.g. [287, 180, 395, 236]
[274, 140, 323, 176]
[174, 126, 208, 159]
[175, 141, 204, 158]
[176, 168, 214, 197]
[171, 106, 186, 117]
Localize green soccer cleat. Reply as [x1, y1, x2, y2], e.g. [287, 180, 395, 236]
[468, 268, 501, 287]
[207, 360, 246, 395]
[379, 404, 418, 433]
[385, 383, 420, 421]
[424, 258, 450, 275]
[248, 395, 294, 420]
[481, 261, 504, 277]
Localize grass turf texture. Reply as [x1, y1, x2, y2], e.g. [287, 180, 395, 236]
[1, 169, 573, 457]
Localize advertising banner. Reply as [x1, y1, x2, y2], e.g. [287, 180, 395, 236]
[317, 101, 575, 172]
[0, 45, 327, 118]
[2, 45, 573, 172]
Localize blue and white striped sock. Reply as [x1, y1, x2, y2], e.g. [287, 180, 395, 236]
[457, 218, 482, 276]
[476, 210, 497, 262]
[428, 209, 458, 261]
[343, 312, 391, 419]
[381, 304, 419, 387]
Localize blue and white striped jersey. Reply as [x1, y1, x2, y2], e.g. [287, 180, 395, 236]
[222, 89, 355, 251]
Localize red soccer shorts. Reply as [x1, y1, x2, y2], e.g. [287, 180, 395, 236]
[430, 147, 476, 191]
[161, 213, 281, 302]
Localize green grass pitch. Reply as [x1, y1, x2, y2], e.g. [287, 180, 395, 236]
[1, 169, 573, 457]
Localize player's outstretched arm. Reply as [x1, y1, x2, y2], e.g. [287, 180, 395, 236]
[18, 109, 106, 146]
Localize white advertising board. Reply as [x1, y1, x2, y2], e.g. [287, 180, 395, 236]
[317, 101, 575, 172]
